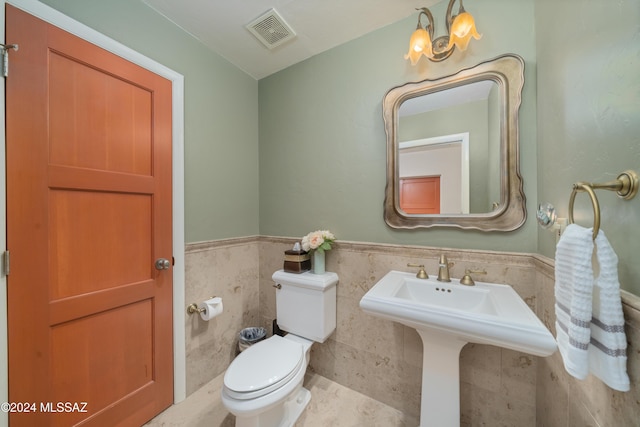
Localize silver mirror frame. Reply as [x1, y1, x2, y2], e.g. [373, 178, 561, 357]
[383, 54, 526, 231]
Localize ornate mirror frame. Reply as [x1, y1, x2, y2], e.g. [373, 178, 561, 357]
[383, 54, 526, 231]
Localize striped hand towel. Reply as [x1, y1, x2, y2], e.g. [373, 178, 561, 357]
[554, 224, 630, 392]
[589, 230, 629, 391]
[554, 224, 594, 379]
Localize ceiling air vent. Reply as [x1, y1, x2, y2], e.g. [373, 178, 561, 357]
[246, 9, 296, 50]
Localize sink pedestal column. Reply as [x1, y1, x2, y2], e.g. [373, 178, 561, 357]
[416, 329, 467, 427]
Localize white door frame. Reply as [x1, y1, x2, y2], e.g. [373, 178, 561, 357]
[0, 2, 187, 425]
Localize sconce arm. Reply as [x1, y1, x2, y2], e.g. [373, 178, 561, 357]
[416, 7, 435, 40]
[445, 0, 464, 35]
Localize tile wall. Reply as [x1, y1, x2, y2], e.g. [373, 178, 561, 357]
[184, 236, 640, 425]
[184, 238, 260, 396]
[259, 237, 539, 424]
[534, 256, 640, 427]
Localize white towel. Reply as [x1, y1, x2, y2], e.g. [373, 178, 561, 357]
[554, 224, 630, 392]
[555, 224, 593, 379]
[589, 230, 629, 391]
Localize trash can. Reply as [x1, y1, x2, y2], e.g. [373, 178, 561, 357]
[238, 327, 267, 352]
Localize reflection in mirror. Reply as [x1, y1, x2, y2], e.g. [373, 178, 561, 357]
[399, 133, 469, 214]
[398, 80, 500, 214]
[383, 54, 526, 231]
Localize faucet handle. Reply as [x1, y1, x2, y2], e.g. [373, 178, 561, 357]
[407, 263, 428, 279]
[460, 269, 487, 286]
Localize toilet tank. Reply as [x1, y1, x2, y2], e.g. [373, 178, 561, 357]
[272, 270, 339, 343]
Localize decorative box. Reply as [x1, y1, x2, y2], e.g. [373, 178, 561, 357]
[283, 248, 311, 274]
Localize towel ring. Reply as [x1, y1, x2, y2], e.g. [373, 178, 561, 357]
[568, 182, 600, 240]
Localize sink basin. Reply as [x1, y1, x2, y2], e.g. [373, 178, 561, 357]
[394, 277, 497, 315]
[359, 270, 557, 427]
[360, 270, 556, 356]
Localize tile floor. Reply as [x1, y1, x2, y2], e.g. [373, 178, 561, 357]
[145, 371, 418, 427]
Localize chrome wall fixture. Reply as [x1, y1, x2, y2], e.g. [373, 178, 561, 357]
[405, 0, 481, 65]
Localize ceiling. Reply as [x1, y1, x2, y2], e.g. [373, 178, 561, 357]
[400, 80, 494, 117]
[142, 0, 438, 80]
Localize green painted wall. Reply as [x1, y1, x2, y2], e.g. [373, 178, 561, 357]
[259, 0, 537, 252]
[535, 0, 640, 294]
[488, 83, 501, 211]
[37, 0, 640, 295]
[39, 0, 260, 243]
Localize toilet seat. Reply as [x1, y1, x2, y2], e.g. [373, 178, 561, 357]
[223, 335, 304, 400]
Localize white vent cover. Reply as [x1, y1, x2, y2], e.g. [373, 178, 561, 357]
[246, 9, 296, 49]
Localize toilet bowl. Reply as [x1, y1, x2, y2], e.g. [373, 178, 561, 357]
[221, 270, 339, 427]
[221, 334, 313, 427]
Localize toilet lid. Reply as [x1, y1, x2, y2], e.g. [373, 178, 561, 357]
[224, 335, 304, 394]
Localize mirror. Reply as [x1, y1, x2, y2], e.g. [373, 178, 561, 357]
[383, 54, 526, 231]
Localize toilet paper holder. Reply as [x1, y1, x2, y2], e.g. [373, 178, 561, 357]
[187, 296, 216, 315]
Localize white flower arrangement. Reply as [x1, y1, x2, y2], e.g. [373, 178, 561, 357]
[301, 230, 335, 253]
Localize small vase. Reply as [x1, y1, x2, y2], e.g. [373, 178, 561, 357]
[313, 250, 325, 274]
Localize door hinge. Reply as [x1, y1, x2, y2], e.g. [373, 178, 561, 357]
[0, 43, 19, 77]
[3, 251, 9, 276]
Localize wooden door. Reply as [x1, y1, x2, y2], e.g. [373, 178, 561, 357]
[400, 176, 441, 214]
[6, 5, 173, 426]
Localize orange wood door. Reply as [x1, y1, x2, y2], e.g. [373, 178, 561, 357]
[6, 5, 173, 426]
[400, 176, 441, 214]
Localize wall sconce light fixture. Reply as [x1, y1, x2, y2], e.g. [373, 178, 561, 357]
[405, 0, 481, 65]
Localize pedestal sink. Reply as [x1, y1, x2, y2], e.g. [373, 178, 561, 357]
[359, 270, 556, 427]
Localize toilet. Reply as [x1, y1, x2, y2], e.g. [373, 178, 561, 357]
[221, 269, 339, 427]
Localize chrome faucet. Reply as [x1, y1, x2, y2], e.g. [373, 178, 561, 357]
[437, 254, 451, 282]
